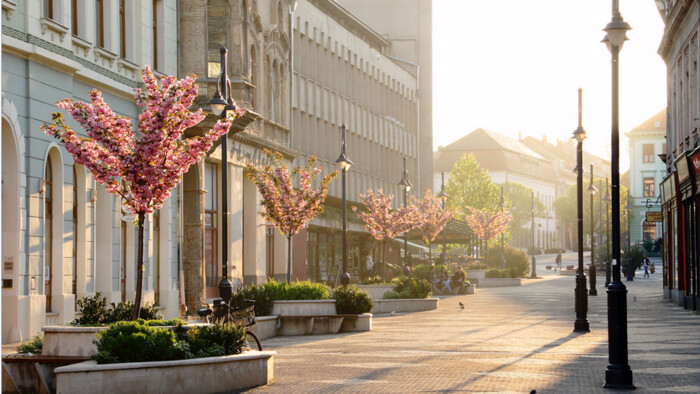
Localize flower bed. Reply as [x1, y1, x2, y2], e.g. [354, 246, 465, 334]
[54, 352, 275, 393]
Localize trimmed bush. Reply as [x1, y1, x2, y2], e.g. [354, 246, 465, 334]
[359, 275, 385, 285]
[17, 334, 43, 354]
[527, 246, 542, 255]
[332, 285, 373, 314]
[485, 246, 530, 277]
[411, 264, 432, 281]
[93, 320, 245, 364]
[385, 276, 431, 299]
[485, 268, 504, 278]
[231, 283, 275, 317]
[72, 293, 162, 325]
[264, 279, 331, 301]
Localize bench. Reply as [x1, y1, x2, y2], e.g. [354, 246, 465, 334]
[2, 354, 91, 393]
[276, 314, 370, 335]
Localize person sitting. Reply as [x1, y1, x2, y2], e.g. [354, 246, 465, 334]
[429, 265, 445, 294]
[450, 267, 466, 294]
[439, 266, 451, 294]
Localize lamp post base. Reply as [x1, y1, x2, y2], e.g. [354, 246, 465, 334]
[604, 365, 635, 390]
[605, 280, 633, 389]
[340, 272, 350, 286]
[574, 274, 590, 332]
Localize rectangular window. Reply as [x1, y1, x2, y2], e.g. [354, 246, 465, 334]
[44, 0, 54, 20]
[96, 0, 104, 48]
[152, 0, 159, 70]
[643, 177, 655, 197]
[643, 144, 654, 163]
[72, 0, 78, 33]
[119, 0, 125, 58]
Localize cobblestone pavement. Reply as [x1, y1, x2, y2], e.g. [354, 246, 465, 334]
[246, 254, 700, 393]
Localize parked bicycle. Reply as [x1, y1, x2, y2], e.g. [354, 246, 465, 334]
[198, 298, 262, 351]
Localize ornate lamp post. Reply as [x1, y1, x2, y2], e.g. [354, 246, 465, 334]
[603, 0, 634, 388]
[208, 46, 238, 304]
[587, 165, 598, 296]
[572, 87, 589, 333]
[499, 186, 506, 269]
[439, 172, 448, 261]
[399, 157, 412, 267]
[336, 124, 353, 286]
[530, 191, 536, 278]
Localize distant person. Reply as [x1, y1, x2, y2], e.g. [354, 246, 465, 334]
[643, 255, 650, 278]
[429, 265, 442, 294]
[555, 253, 562, 272]
[439, 266, 452, 294]
[450, 267, 466, 294]
[365, 255, 374, 276]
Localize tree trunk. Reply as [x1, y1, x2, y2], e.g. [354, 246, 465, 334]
[428, 243, 432, 262]
[382, 240, 387, 283]
[287, 235, 292, 283]
[131, 212, 145, 320]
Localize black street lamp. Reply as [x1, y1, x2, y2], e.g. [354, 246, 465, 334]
[208, 46, 238, 304]
[336, 124, 352, 286]
[587, 165, 598, 296]
[572, 87, 589, 333]
[603, 0, 634, 388]
[530, 191, 536, 278]
[499, 186, 506, 269]
[399, 157, 412, 267]
[604, 178, 611, 287]
[439, 172, 448, 261]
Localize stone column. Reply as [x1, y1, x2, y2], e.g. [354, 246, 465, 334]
[182, 161, 205, 315]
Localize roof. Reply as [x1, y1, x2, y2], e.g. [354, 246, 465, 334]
[442, 128, 545, 160]
[628, 109, 666, 134]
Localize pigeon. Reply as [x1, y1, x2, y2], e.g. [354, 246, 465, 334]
[458, 301, 464, 309]
[530, 390, 537, 394]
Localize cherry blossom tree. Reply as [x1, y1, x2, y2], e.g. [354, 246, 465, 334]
[352, 189, 418, 281]
[464, 207, 513, 258]
[42, 66, 240, 319]
[411, 189, 455, 261]
[246, 150, 337, 282]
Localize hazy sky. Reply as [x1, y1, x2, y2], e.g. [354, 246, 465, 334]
[432, 0, 667, 171]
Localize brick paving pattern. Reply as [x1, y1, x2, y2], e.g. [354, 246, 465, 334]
[247, 254, 700, 393]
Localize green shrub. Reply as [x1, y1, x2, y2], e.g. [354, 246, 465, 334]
[359, 275, 385, 285]
[382, 291, 401, 299]
[185, 323, 246, 358]
[102, 300, 161, 323]
[411, 264, 432, 281]
[332, 285, 373, 314]
[137, 318, 185, 327]
[387, 276, 431, 299]
[264, 279, 331, 301]
[485, 268, 503, 278]
[466, 260, 489, 270]
[527, 246, 542, 255]
[17, 334, 43, 354]
[93, 321, 245, 364]
[628, 245, 646, 270]
[231, 283, 275, 317]
[485, 246, 530, 277]
[73, 292, 108, 325]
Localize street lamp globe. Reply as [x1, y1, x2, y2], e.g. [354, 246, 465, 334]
[604, 18, 631, 48]
[399, 177, 412, 192]
[572, 126, 586, 144]
[587, 183, 598, 196]
[336, 152, 352, 172]
[209, 91, 227, 116]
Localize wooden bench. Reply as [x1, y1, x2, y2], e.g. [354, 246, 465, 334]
[2, 353, 91, 393]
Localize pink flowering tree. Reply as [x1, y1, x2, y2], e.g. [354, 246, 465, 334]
[352, 189, 418, 281]
[411, 189, 455, 261]
[246, 150, 337, 282]
[464, 207, 512, 258]
[42, 66, 240, 319]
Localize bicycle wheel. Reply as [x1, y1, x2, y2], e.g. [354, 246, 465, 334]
[245, 331, 262, 351]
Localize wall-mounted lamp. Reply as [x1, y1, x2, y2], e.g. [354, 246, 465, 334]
[38, 180, 46, 194]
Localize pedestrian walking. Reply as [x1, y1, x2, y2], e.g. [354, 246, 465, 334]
[643, 254, 650, 278]
[554, 253, 562, 272]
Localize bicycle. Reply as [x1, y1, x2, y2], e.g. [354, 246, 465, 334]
[198, 298, 262, 351]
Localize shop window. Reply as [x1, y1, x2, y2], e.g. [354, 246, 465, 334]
[95, 0, 104, 48]
[643, 221, 657, 241]
[643, 178, 655, 197]
[207, 0, 228, 78]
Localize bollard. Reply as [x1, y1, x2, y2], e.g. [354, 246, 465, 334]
[589, 263, 597, 295]
[626, 257, 634, 281]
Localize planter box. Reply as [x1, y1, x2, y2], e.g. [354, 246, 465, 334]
[560, 270, 576, 276]
[464, 285, 475, 294]
[42, 326, 107, 357]
[255, 316, 278, 340]
[339, 314, 372, 332]
[371, 298, 438, 314]
[54, 351, 275, 394]
[310, 316, 344, 335]
[476, 278, 522, 288]
[468, 270, 486, 279]
[356, 285, 394, 300]
[271, 300, 337, 316]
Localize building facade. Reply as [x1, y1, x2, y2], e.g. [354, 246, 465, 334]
[625, 109, 666, 245]
[656, 0, 700, 310]
[2, 0, 180, 343]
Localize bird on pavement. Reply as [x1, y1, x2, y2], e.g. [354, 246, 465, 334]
[530, 390, 537, 394]
[458, 301, 464, 309]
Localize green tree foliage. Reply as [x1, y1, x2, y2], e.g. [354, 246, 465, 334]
[501, 181, 546, 229]
[445, 154, 500, 218]
[553, 177, 628, 244]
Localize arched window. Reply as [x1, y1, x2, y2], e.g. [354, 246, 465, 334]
[207, 0, 229, 78]
[266, 56, 272, 120]
[44, 156, 54, 312]
[279, 63, 285, 125]
[272, 60, 278, 122]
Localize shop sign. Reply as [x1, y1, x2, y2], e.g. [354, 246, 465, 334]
[646, 211, 663, 222]
[675, 152, 690, 184]
[691, 149, 700, 176]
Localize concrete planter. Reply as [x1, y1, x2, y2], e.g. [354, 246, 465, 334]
[54, 351, 275, 393]
[356, 285, 394, 300]
[464, 285, 475, 294]
[477, 278, 522, 287]
[271, 300, 337, 316]
[42, 326, 107, 357]
[255, 316, 278, 340]
[468, 270, 486, 280]
[371, 298, 438, 314]
[339, 313, 372, 332]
